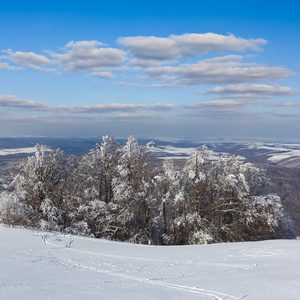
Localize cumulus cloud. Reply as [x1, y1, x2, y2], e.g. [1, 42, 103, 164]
[50, 40, 126, 72]
[56, 102, 175, 113]
[118, 36, 178, 60]
[88, 71, 115, 79]
[172, 33, 267, 56]
[129, 58, 164, 67]
[176, 62, 294, 85]
[0, 33, 296, 99]
[9, 51, 50, 69]
[205, 84, 298, 99]
[118, 33, 267, 60]
[143, 55, 295, 85]
[0, 95, 49, 110]
[0, 62, 22, 70]
[1, 49, 50, 69]
[143, 65, 177, 78]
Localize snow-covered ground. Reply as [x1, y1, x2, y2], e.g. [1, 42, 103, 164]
[243, 143, 300, 167]
[149, 145, 224, 160]
[0, 226, 299, 300]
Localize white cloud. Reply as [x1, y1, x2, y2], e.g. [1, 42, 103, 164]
[0, 93, 175, 115]
[142, 55, 295, 85]
[118, 33, 267, 60]
[205, 84, 298, 99]
[115, 82, 143, 88]
[118, 36, 179, 60]
[88, 72, 115, 79]
[0, 62, 22, 70]
[1, 49, 50, 70]
[129, 58, 164, 67]
[9, 51, 50, 69]
[143, 65, 177, 78]
[175, 61, 294, 85]
[56, 102, 175, 113]
[50, 40, 126, 72]
[0, 94, 49, 110]
[171, 33, 267, 56]
[148, 83, 182, 88]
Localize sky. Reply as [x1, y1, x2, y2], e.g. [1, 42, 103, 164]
[0, 0, 299, 141]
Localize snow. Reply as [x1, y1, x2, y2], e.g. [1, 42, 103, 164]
[0, 147, 46, 156]
[1, 225, 299, 299]
[244, 143, 300, 166]
[150, 145, 225, 160]
[150, 145, 196, 157]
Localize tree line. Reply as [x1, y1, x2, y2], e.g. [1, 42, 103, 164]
[0, 135, 295, 244]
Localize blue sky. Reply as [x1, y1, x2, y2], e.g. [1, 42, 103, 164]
[0, 0, 299, 140]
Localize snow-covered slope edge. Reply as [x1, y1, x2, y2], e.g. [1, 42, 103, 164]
[0, 225, 299, 300]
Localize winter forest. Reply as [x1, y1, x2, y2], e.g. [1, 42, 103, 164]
[0, 136, 295, 245]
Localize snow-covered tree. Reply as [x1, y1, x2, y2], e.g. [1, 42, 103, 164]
[112, 136, 151, 243]
[12, 144, 64, 226]
[88, 135, 120, 204]
[2, 137, 294, 244]
[154, 149, 295, 244]
[0, 191, 27, 226]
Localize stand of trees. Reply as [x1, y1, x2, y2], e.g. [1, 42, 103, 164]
[0, 136, 295, 244]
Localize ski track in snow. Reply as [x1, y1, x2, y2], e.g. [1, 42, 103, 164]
[41, 234, 243, 300]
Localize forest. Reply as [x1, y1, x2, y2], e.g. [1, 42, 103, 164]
[0, 135, 295, 245]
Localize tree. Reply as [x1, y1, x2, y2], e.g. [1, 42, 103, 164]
[12, 144, 64, 227]
[0, 191, 26, 226]
[62, 136, 119, 236]
[2, 137, 294, 244]
[112, 136, 151, 243]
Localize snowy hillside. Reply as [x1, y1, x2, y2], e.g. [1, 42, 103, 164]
[1, 226, 299, 300]
[239, 143, 300, 167]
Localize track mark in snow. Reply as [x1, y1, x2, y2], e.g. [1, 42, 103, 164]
[42, 235, 243, 300]
[45, 239, 160, 263]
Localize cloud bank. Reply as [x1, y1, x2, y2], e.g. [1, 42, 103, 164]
[0, 32, 298, 138]
[0, 95, 49, 110]
[118, 33, 267, 60]
[205, 84, 298, 99]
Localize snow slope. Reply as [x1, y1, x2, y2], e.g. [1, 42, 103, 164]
[244, 143, 300, 167]
[0, 226, 299, 300]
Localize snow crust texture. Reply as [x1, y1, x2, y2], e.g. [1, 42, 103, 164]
[0, 226, 299, 300]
